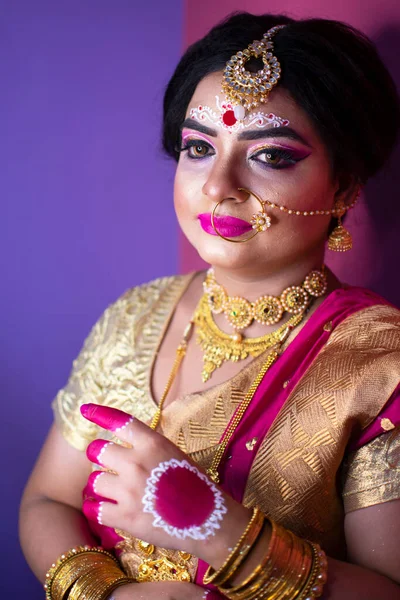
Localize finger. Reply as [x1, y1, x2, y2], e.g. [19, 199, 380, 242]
[86, 439, 114, 468]
[81, 404, 134, 435]
[86, 438, 130, 472]
[85, 471, 118, 503]
[83, 498, 122, 530]
[81, 403, 156, 446]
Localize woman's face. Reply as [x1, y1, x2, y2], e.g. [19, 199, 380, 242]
[174, 71, 340, 275]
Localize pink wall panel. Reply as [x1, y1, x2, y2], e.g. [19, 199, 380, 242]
[181, 0, 400, 305]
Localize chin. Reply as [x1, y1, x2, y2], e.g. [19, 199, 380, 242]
[194, 239, 261, 271]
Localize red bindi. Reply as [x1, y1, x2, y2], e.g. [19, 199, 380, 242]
[222, 110, 237, 127]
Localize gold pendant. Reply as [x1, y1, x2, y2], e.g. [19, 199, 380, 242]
[193, 295, 304, 382]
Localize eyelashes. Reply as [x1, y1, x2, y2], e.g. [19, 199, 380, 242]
[179, 138, 215, 159]
[178, 137, 309, 170]
[249, 146, 306, 170]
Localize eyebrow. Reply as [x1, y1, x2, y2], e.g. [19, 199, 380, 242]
[181, 118, 311, 147]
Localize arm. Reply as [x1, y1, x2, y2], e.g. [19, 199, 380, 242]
[218, 502, 400, 600]
[19, 424, 212, 600]
[79, 404, 400, 600]
[19, 424, 95, 581]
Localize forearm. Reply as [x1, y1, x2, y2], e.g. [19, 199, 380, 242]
[19, 496, 96, 581]
[322, 557, 400, 600]
[209, 520, 400, 599]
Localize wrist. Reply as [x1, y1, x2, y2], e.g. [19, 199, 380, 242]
[200, 500, 253, 569]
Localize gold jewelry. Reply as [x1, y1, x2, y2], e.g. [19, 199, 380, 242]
[203, 508, 265, 586]
[69, 569, 132, 600]
[211, 188, 271, 243]
[194, 294, 305, 383]
[262, 193, 359, 218]
[297, 543, 328, 600]
[205, 308, 304, 484]
[44, 546, 132, 600]
[149, 320, 194, 430]
[222, 26, 286, 119]
[204, 267, 327, 331]
[215, 525, 325, 600]
[327, 219, 353, 252]
[327, 199, 353, 252]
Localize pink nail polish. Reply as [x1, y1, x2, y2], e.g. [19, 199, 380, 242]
[86, 471, 105, 496]
[86, 439, 111, 466]
[82, 499, 104, 525]
[80, 404, 133, 433]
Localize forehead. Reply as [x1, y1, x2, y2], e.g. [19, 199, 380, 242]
[185, 71, 322, 145]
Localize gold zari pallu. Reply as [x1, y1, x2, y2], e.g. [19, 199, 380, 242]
[44, 546, 134, 600]
[204, 508, 328, 600]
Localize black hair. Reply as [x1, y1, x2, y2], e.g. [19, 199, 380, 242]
[162, 12, 400, 184]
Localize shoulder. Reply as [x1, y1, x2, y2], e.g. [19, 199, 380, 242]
[86, 273, 195, 347]
[52, 273, 195, 450]
[104, 273, 194, 323]
[327, 286, 400, 346]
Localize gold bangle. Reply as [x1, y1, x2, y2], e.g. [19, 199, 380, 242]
[69, 569, 133, 600]
[203, 508, 265, 586]
[220, 525, 315, 600]
[44, 546, 121, 600]
[220, 521, 287, 600]
[297, 543, 328, 600]
[223, 520, 279, 597]
[51, 554, 111, 598]
[276, 533, 309, 600]
[255, 526, 294, 600]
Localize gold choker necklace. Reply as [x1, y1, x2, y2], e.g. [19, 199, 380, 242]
[203, 267, 327, 331]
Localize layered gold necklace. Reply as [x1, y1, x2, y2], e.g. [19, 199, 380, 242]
[193, 294, 305, 382]
[193, 267, 327, 382]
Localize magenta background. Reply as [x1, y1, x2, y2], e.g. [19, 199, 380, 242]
[2, 1, 399, 597]
[2, 2, 182, 596]
[181, 0, 400, 308]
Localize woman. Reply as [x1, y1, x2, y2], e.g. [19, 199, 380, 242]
[20, 12, 400, 600]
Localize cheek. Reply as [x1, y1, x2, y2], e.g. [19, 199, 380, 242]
[173, 166, 202, 222]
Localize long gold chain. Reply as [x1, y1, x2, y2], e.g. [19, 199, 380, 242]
[206, 311, 304, 483]
[150, 294, 307, 481]
[150, 320, 194, 431]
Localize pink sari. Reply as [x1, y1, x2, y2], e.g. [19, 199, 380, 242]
[83, 286, 400, 595]
[196, 286, 400, 589]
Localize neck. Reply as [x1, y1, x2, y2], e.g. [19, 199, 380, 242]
[211, 252, 332, 301]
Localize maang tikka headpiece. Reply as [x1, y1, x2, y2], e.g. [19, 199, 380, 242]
[222, 25, 286, 122]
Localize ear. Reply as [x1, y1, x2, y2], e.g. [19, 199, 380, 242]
[333, 173, 360, 207]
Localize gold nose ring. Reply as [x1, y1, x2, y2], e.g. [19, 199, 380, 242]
[210, 188, 272, 243]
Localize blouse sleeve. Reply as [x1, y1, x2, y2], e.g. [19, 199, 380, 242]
[342, 426, 400, 513]
[52, 293, 129, 452]
[51, 274, 189, 452]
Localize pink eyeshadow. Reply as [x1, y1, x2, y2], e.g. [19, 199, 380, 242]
[154, 465, 215, 529]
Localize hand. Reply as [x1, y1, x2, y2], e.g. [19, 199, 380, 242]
[109, 581, 211, 599]
[81, 403, 250, 565]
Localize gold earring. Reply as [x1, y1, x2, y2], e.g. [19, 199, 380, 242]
[328, 199, 353, 252]
[211, 188, 271, 243]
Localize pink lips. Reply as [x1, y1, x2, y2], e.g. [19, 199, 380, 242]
[198, 213, 252, 237]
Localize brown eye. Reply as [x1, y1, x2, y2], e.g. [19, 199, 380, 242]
[264, 152, 281, 165]
[190, 144, 209, 157]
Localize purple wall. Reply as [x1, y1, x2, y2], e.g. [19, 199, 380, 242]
[2, 2, 182, 596]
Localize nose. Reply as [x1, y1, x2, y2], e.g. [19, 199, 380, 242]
[202, 158, 249, 205]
